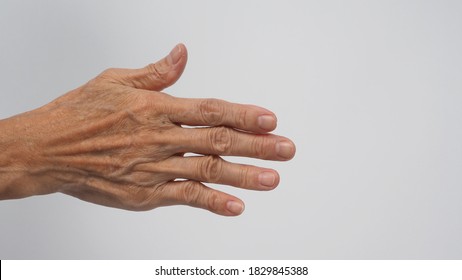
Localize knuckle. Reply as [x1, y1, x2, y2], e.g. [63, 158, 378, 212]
[236, 107, 249, 128]
[99, 67, 118, 79]
[124, 187, 152, 211]
[181, 181, 202, 205]
[199, 98, 225, 126]
[238, 167, 253, 189]
[251, 136, 272, 159]
[208, 127, 233, 154]
[205, 191, 220, 213]
[146, 63, 167, 83]
[130, 94, 157, 116]
[102, 67, 117, 75]
[198, 155, 224, 183]
[93, 67, 126, 85]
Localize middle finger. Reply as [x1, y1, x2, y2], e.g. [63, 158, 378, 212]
[170, 126, 295, 161]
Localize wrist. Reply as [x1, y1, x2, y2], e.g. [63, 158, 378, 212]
[0, 114, 60, 199]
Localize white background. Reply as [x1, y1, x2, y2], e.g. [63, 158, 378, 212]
[3, 260, 462, 280]
[0, 0, 461, 259]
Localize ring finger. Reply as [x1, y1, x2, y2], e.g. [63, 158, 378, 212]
[135, 155, 280, 190]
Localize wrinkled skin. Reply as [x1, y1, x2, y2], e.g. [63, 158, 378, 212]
[0, 44, 295, 216]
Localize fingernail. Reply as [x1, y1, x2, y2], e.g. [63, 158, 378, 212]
[258, 115, 277, 131]
[169, 44, 183, 65]
[226, 201, 245, 215]
[259, 172, 276, 188]
[276, 141, 295, 159]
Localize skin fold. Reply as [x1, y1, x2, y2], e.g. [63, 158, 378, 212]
[0, 44, 296, 216]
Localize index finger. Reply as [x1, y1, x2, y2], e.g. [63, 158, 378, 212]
[167, 98, 277, 133]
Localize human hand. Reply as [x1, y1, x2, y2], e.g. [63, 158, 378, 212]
[0, 44, 295, 216]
